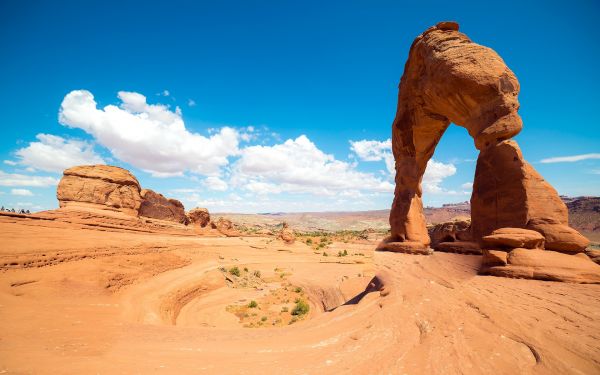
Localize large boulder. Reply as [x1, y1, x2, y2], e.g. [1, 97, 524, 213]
[481, 227, 545, 250]
[57, 165, 141, 216]
[138, 189, 187, 224]
[485, 249, 600, 284]
[527, 218, 590, 254]
[187, 207, 211, 227]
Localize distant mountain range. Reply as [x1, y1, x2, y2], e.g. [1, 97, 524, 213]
[217, 197, 600, 237]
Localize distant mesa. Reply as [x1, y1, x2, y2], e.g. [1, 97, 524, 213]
[380, 21, 599, 283]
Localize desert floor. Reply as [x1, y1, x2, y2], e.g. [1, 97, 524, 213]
[1, 214, 599, 374]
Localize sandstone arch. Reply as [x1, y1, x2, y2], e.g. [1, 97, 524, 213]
[380, 22, 598, 282]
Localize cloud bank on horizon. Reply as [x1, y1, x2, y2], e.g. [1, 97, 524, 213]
[1, 90, 597, 213]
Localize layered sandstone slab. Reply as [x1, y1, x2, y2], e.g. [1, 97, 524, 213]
[481, 227, 545, 250]
[376, 240, 432, 255]
[527, 218, 589, 253]
[434, 241, 481, 255]
[57, 165, 142, 216]
[139, 189, 187, 224]
[484, 249, 600, 284]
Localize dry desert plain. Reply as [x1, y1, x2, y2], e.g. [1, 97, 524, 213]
[1, 208, 599, 374]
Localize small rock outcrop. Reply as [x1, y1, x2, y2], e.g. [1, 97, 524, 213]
[211, 217, 239, 236]
[138, 189, 187, 224]
[57, 165, 141, 216]
[429, 220, 472, 246]
[187, 207, 211, 227]
[278, 222, 295, 244]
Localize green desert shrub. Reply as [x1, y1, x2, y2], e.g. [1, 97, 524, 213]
[291, 299, 310, 316]
[248, 300, 258, 308]
[229, 266, 241, 277]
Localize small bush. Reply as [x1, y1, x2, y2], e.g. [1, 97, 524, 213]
[291, 299, 310, 316]
[253, 270, 261, 278]
[243, 267, 249, 272]
[294, 287, 302, 293]
[306, 238, 313, 245]
[229, 266, 241, 277]
[281, 306, 289, 312]
[261, 316, 268, 322]
[322, 252, 328, 257]
[248, 300, 258, 308]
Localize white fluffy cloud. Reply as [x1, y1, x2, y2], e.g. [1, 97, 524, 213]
[11, 188, 33, 196]
[0, 170, 59, 187]
[231, 135, 394, 196]
[422, 159, 457, 194]
[540, 153, 600, 163]
[351, 138, 463, 195]
[14, 133, 105, 173]
[203, 176, 228, 191]
[350, 139, 394, 174]
[58, 90, 240, 177]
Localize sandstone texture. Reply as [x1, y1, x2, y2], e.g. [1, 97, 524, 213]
[139, 189, 187, 224]
[57, 165, 142, 216]
[481, 227, 544, 250]
[471, 140, 569, 240]
[187, 207, 211, 227]
[376, 239, 432, 255]
[434, 241, 481, 255]
[527, 218, 589, 253]
[487, 249, 600, 284]
[383, 22, 593, 281]
[429, 220, 471, 247]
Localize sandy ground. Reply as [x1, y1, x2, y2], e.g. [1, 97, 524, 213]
[1, 212, 599, 374]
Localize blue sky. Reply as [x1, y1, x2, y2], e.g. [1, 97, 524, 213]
[0, 0, 598, 213]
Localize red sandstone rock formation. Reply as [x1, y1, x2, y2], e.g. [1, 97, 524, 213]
[139, 189, 188, 224]
[57, 165, 142, 216]
[187, 207, 211, 227]
[278, 222, 295, 244]
[382, 22, 598, 282]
